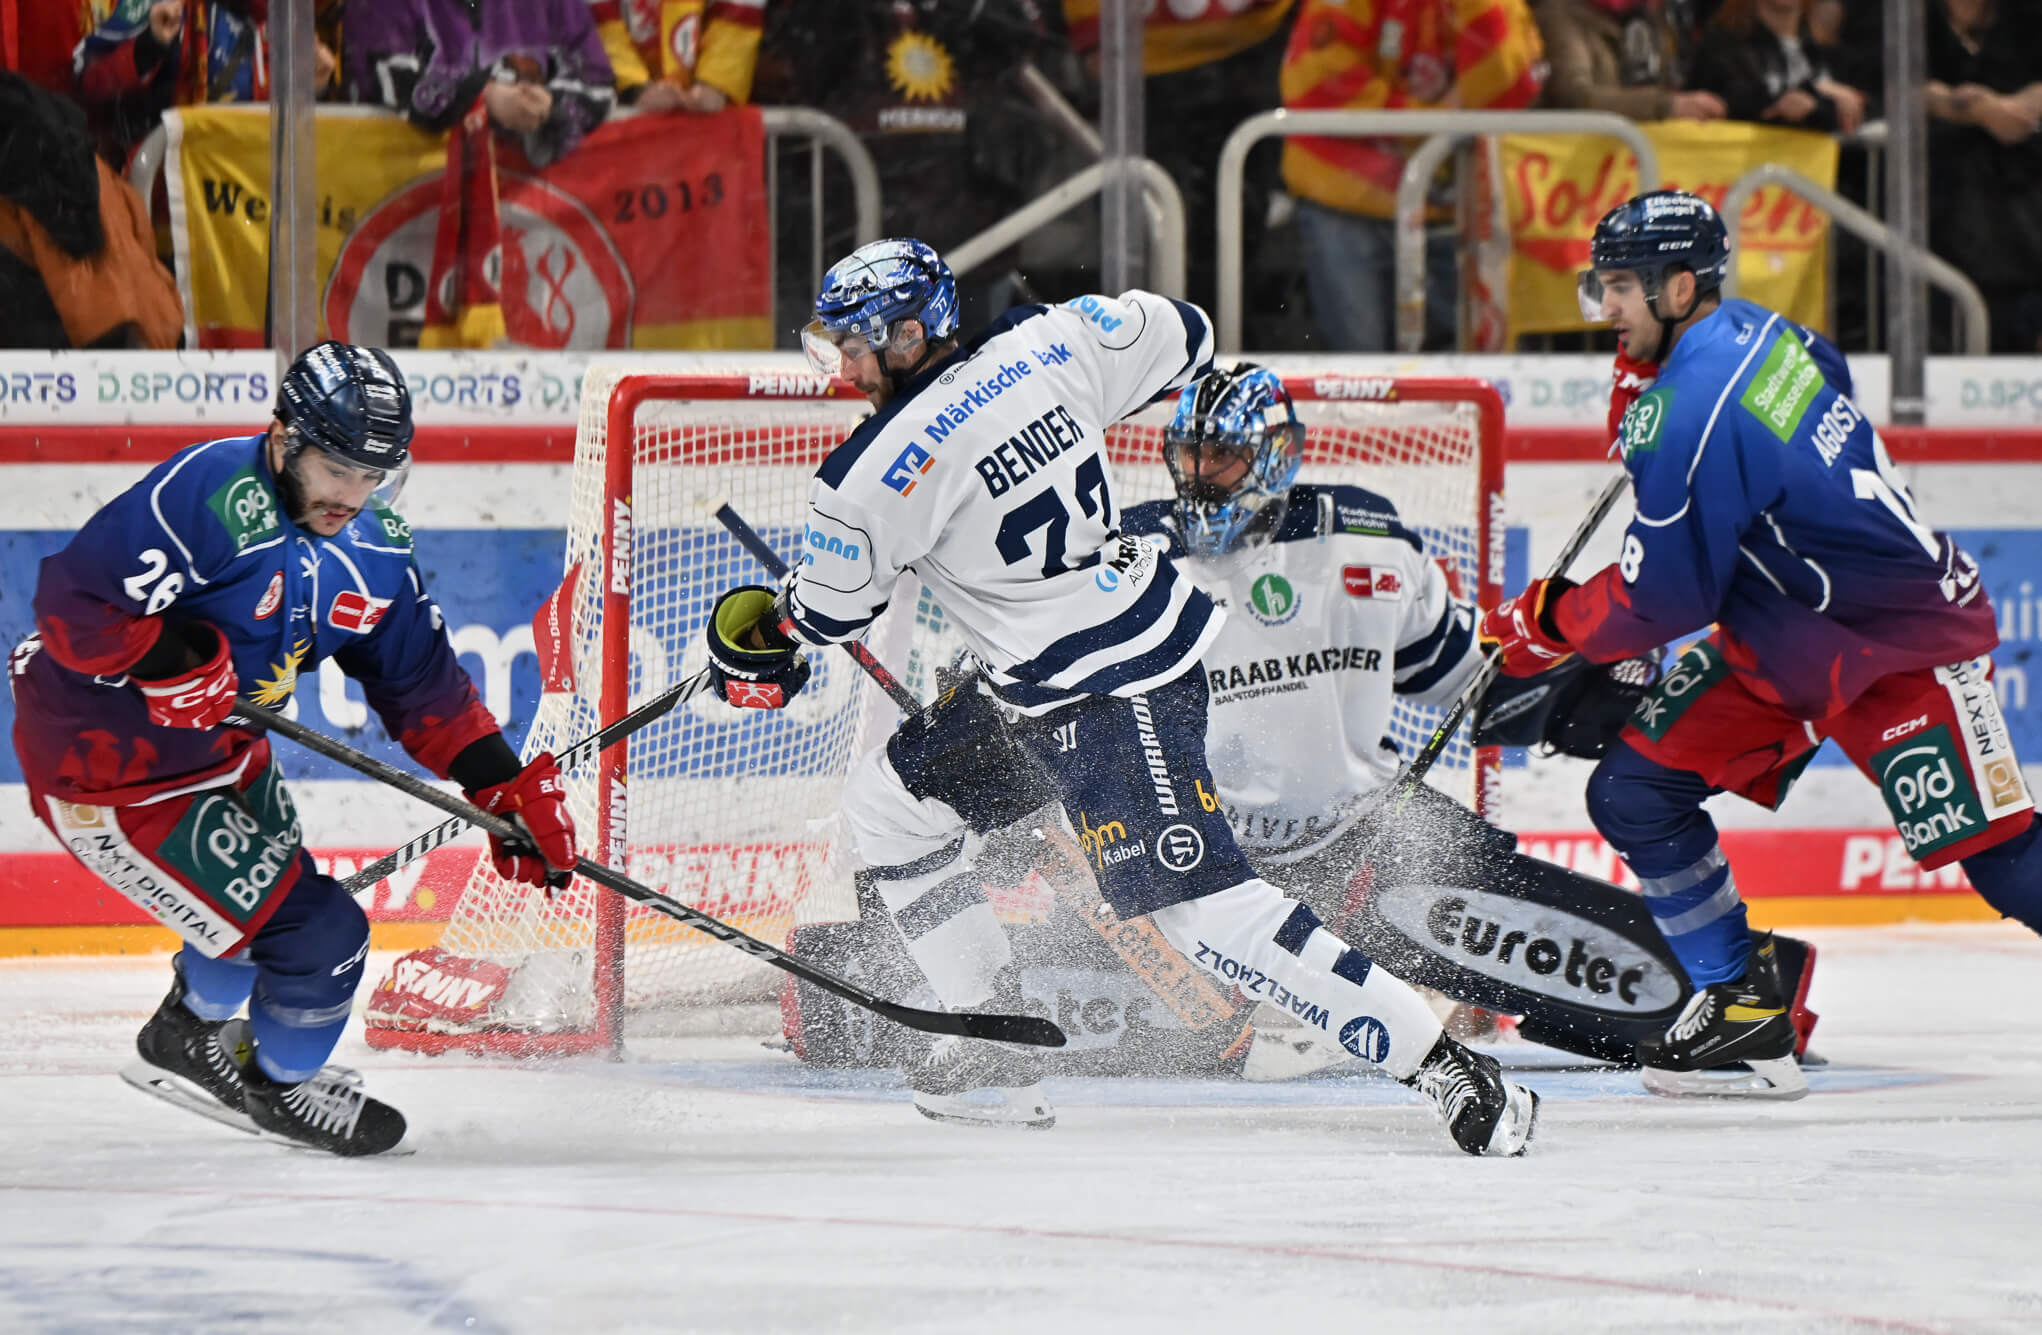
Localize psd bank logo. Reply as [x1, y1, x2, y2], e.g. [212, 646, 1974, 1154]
[324, 173, 634, 350]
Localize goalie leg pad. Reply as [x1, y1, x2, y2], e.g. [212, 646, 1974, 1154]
[1587, 742, 1752, 987]
[242, 871, 368, 1082]
[1150, 879, 1442, 1081]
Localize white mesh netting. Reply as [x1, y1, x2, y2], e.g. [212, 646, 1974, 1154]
[374, 371, 1497, 1045]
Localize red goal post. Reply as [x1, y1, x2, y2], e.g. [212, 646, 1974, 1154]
[363, 369, 1505, 1057]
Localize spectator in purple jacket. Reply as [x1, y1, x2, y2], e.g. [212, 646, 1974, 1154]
[344, 0, 617, 166]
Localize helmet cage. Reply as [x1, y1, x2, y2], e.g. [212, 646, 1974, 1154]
[1164, 380, 1305, 559]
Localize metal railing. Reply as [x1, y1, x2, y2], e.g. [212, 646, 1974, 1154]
[1217, 108, 1662, 352]
[945, 158, 1187, 299]
[127, 105, 882, 346]
[1721, 162, 1987, 354]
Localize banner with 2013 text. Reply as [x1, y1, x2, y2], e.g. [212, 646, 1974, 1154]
[165, 105, 771, 352]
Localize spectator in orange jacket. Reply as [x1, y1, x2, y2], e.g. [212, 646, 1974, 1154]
[1281, 0, 1545, 350]
[589, 0, 761, 114]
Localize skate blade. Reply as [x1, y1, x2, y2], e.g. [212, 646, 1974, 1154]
[121, 1061, 261, 1136]
[913, 1085, 1057, 1130]
[122, 1061, 415, 1156]
[1640, 1055, 1809, 1101]
[1484, 1083, 1540, 1157]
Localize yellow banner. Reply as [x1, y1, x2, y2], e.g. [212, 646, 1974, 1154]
[1501, 122, 1840, 343]
[165, 105, 771, 350]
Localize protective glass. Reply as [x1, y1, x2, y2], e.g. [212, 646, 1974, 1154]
[1576, 270, 1613, 322]
[283, 428, 411, 511]
[800, 314, 891, 379]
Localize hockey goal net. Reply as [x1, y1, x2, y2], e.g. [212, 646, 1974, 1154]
[365, 369, 1504, 1055]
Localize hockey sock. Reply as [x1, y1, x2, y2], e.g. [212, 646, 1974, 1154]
[175, 948, 257, 1021]
[1149, 879, 1442, 1080]
[243, 872, 369, 1082]
[1588, 746, 1749, 986]
[1961, 813, 2042, 934]
[868, 835, 1014, 1010]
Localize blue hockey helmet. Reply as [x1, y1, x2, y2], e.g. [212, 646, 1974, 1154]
[1163, 364, 1305, 559]
[1577, 189, 1732, 322]
[801, 238, 959, 379]
[275, 340, 415, 504]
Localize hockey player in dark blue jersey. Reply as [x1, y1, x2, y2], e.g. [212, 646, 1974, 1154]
[1482, 190, 2042, 1097]
[9, 342, 577, 1153]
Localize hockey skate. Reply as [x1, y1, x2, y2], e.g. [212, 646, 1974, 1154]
[122, 958, 255, 1129]
[908, 1036, 1055, 1129]
[241, 1061, 409, 1156]
[1636, 934, 1808, 1100]
[1403, 1033, 1540, 1156]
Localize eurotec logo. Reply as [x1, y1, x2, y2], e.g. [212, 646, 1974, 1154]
[1371, 883, 1681, 1013]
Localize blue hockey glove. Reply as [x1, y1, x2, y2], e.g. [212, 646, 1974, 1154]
[705, 586, 811, 709]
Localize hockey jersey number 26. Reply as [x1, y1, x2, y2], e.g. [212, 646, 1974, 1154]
[784, 292, 1219, 710]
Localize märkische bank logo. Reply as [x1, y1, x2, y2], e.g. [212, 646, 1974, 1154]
[1246, 573, 1300, 626]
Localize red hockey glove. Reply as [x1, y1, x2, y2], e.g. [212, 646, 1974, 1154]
[705, 585, 811, 710]
[133, 623, 238, 729]
[1608, 351, 1660, 443]
[1478, 578, 1577, 677]
[472, 752, 578, 890]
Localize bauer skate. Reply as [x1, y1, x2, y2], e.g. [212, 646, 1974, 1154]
[1636, 934, 1808, 1100]
[240, 1060, 408, 1156]
[908, 1035, 1055, 1129]
[123, 957, 255, 1128]
[1403, 1033, 1540, 1156]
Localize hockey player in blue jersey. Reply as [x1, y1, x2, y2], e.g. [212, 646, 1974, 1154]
[1481, 190, 2042, 1097]
[9, 342, 577, 1154]
[701, 238, 1540, 1154]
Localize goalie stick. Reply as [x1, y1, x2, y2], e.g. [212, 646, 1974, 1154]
[1396, 470, 1630, 795]
[341, 668, 713, 893]
[233, 698, 1066, 1049]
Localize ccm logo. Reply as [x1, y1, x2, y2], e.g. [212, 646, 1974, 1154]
[329, 590, 391, 634]
[1881, 714, 1930, 742]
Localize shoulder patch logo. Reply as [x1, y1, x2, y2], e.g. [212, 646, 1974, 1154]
[882, 442, 935, 496]
[1619, 388, 1672, 461]
[207, 470, 280, 552]
[369, 500, 413, 548]
[1247, 572, 1300, 626]
[1342, 566, 1375, 598]
[1740, 328, 1824, 443]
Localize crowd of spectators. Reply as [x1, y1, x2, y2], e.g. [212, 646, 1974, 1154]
[0, 0, 2035, 352]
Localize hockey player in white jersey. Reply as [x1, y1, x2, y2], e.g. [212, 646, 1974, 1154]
[701, 238, 1540, 1155]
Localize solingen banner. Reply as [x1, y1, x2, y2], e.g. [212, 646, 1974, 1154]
[1501, 121, 1840, 341]
[164, 105, 771, 352]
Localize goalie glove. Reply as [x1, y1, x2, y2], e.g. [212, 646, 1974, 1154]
[470, 751, 578, 890]
[705, 585, 812, 710]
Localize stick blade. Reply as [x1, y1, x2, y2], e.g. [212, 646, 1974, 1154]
[875, 1003, 1068, 1048]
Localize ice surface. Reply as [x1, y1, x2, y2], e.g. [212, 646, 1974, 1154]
[3, 924, 2039, 1334]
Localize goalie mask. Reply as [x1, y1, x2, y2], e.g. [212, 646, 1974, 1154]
[1164, 364, 1305, 559]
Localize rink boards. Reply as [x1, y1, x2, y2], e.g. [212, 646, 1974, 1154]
[4, 350, 2041, 949]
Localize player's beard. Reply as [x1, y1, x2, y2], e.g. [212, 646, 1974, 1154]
[275, 458, 360, 535]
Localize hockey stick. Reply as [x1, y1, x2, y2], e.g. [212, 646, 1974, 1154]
[236, 699, 1065, 1048]
[342, 669, 714, 893]
[713, 502, 922, 715]
[1396, 470, 1631, 794]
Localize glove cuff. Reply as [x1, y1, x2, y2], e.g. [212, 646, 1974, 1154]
[1534, 577, 1577, 646]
